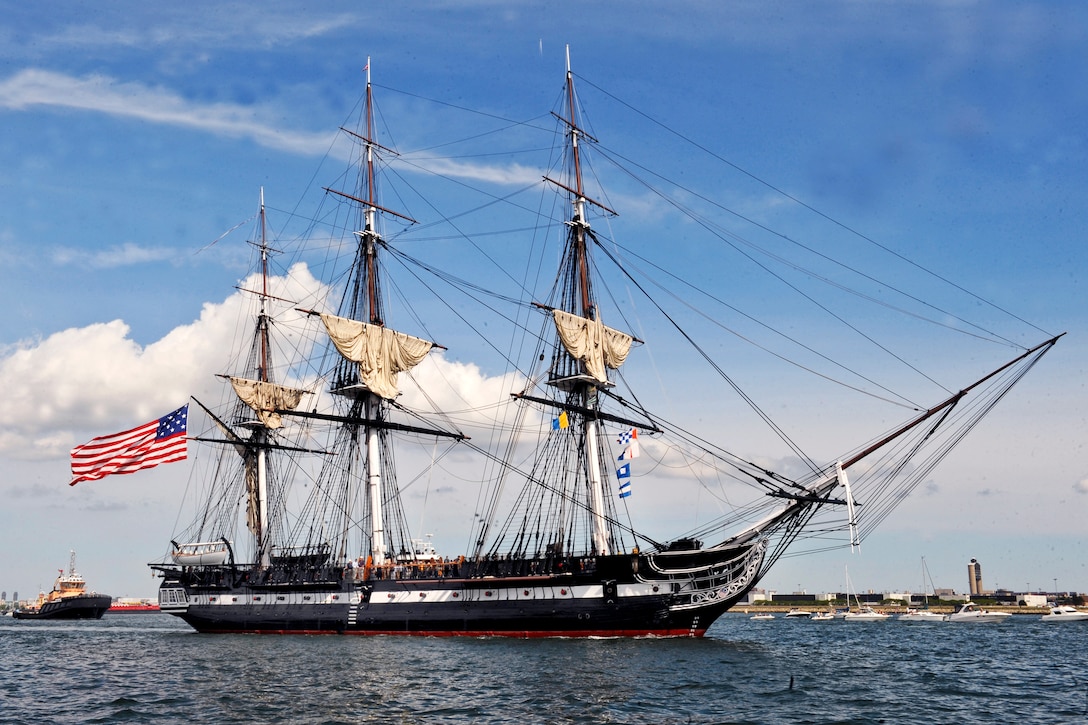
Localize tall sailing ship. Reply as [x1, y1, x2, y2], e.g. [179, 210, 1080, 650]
[151, 54, 1060, 636]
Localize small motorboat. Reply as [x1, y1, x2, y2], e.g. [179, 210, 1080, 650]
[810, 611, 835, 621]
[1040, 605, 1088, 623]
[750, 613, 775, 621]
[784, 608, 812, 618]
[946, 601, 1011, 623]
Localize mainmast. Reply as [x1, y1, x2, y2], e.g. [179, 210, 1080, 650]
[320, 59, 429, 568]
[254, 188, 271, 567]
[566, 47, 592, 319]
[361, 60, 387, 568]
[546, 47, 628, 557]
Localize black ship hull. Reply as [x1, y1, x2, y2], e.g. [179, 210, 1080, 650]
[12, 594, 112, 620]
[154, 542, 764, 637]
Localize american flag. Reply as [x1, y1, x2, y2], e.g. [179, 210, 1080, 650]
[70, 405, 189, 486]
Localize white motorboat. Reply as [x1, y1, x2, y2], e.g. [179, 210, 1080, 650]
[784, 608, 812, 618]
[1040, 605, 1088, 623]
[750, 613, 775, 621]
[810, 611, 835, 621]
[946, 601, 1011, 623]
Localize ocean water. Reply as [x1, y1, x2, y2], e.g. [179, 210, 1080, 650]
[1, 611, 1084, 724]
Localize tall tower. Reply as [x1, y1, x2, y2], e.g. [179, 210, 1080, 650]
[968, 558, 983, 596]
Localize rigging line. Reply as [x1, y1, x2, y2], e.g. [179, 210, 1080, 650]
[575, 72, 1051, 340]
[596, 144, 1022, 353]
[381, 154, 554, 288]
[851, 386, 1016, 539]
[374, 163, 546, 232]
[385, 244, 526, 307]
[593, 229, 924, 410]
[193, 211, 259, 256]
[858, 356, 1045, 538]
[405, 223, 566, 242]
[591, 239, 821, 476]
[598, 384, 812, 496]
[460, 433, 666, 552]
[381, 246, 540, 377]
[372, 82, 558, 145]
[386, 395, 467, 443]
[595, 154, 956, 399]
[596, 386, 806, 504]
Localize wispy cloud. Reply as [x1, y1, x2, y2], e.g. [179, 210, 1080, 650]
[406, 154, 542, 187]
[0, 69, 333, 155]
[0, 69, 547, 188]
[52, 242, 175, 269]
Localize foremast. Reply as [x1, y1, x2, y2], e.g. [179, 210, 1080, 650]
[225, 188, 307, 568]
[319, 59, 433, 568]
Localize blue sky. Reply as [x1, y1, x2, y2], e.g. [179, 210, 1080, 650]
[1, 2, 1085, 602]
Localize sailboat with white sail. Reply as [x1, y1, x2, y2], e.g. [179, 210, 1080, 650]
[898, 557, 946, 622]
[842, 567, 889, 621]
[149, 52, 1060, 637]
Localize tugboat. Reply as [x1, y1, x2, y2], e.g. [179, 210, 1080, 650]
[13, 551, 111, 620]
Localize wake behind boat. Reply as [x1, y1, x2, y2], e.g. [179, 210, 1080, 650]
[13, 551, 111, 621]
[148, 52, 1059, 637]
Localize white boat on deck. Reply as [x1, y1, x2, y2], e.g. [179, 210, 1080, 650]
[897, 608, 946, 623]
[171, 540, 231, 566]
[843, 606, 890, 621]
[946, 601, 1011, 623]
[1040, 605, 1088, 623]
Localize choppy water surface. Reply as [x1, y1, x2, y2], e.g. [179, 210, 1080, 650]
[2, 612, 1084, 724]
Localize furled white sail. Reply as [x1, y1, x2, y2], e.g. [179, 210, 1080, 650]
[320, 313, 433, 399]
[552, 309, 633, 383]
[229, 377, 306, 429]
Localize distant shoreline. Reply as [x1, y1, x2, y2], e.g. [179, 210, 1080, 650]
[738, 603, 1049, 614]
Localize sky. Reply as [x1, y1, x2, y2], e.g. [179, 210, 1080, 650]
[0, 1, 1085, 603]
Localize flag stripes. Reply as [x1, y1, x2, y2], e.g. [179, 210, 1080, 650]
[70, 405, 189, 485]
